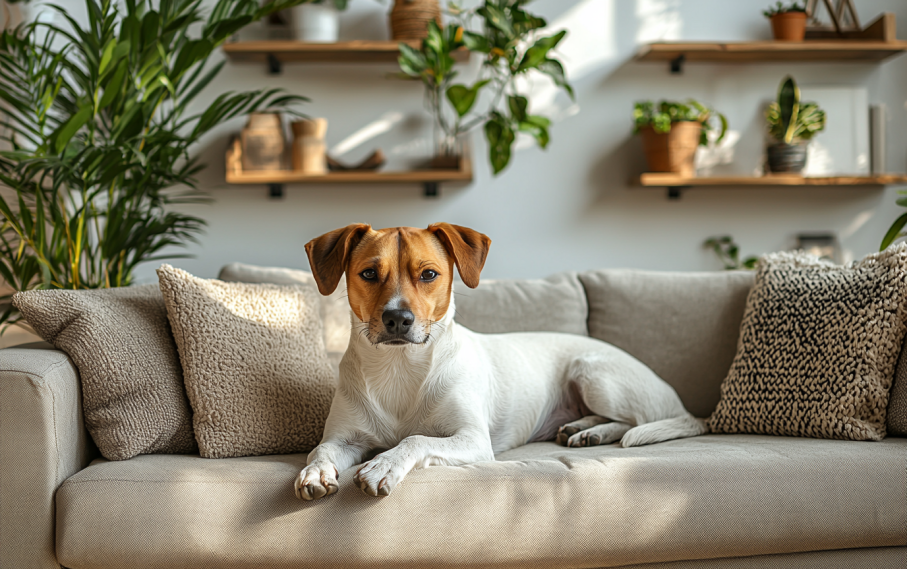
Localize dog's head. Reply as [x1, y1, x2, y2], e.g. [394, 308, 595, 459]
[305, 223, 491, 346]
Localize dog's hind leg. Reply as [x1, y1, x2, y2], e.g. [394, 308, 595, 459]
[556, 415, 608, 445]
[565, 421, 632, 447]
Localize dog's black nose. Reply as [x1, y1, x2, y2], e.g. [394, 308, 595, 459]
[382, 309, 414, 334]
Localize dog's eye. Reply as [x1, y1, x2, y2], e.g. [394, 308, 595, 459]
[360, 269, 378, 281]
[420, 270, 438, 282]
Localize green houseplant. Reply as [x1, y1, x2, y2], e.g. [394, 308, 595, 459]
[765, 75, 825, 173]
[633, 100, 728, 177]
[880, 193, 907, 250]
[0, 0, 307, 330]
[763, 2, 808, 41]
[396, 0, 574, 175]
[704, 236, 758, 270]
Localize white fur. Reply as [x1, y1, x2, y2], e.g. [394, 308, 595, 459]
[294, 292, 707, 500]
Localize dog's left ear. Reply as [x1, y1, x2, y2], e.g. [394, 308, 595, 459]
[428, 223, 491, 289]
[305, 223, 371, 295]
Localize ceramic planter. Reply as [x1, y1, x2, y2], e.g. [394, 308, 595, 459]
[293, 3, 340, 43]
[770, 12, 808, 41]
[291, 119, 328, 174]
[639, 122, 702, 176]
[241, 112, 286, 171]
[767, 141, 808, 173]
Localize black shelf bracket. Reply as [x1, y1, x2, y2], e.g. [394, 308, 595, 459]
[670, 54, 685, 74]
[267, 54, 281, 75]
[423, 182, 439, 198]
[268, 183, 284, 199]
[667, 186, 688, 200]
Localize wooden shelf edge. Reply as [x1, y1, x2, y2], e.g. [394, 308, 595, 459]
[637, 173, 907, 187]
[635, 40, 907, 63]
[225, 138, 473, 188]
[222, 40, 470, 63]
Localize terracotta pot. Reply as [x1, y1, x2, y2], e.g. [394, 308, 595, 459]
[241, 112, 286, 171]
[639, 122, 702, 176]
[770, 12, 807, 41]
[390, 0, 442, 41]
[766, 141, 808, 173]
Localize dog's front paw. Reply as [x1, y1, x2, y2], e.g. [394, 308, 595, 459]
[354, 454, 408, 497]
[295, 462, 339, 501]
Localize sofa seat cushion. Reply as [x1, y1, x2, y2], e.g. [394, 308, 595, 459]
[56, 436, 905, 569]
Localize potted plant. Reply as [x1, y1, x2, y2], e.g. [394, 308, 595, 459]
[763, 1, 808, 41]
[633, 100, 728, 177]
[765, 76, 826, 174]
[0, 0, 308, 330]
[396, 1, 574, 174]
[294, 0, 348, 42]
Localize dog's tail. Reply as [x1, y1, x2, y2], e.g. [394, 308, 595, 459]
[619, 414, 708, 448]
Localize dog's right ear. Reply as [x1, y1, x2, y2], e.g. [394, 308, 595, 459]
[305, 224, 371, 296]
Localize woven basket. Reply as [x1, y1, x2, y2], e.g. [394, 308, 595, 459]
[390, 0, 442, 41]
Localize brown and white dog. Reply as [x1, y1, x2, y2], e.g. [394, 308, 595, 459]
[294, 223, 706, 500]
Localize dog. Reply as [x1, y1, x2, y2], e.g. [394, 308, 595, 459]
[294, 223, 707, 500]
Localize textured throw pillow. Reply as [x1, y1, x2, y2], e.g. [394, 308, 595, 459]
[887, 341, 907, 436]
[157, 265, 334, 459]
[12, 285, 197, 460]
[708, 245, 907, 441]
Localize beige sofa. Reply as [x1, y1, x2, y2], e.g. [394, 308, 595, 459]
[1, 266, 904, 569]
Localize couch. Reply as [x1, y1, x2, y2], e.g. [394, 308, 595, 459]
[1, 266, 904, 569]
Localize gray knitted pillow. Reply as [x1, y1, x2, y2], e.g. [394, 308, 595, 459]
[887, 342, 907, 436]
[12, 285, 197, 460]
[708, 245, 907, 441]
[157, 265, 334, 459]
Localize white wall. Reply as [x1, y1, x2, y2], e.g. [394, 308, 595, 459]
[27, 0, 907, 280]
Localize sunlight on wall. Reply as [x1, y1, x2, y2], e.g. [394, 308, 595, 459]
[514, 0, 616, 150]
[329, 111, 405, 157]
[635, 0, 683, 43]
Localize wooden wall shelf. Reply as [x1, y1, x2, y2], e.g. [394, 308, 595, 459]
[637, 173, 907, 199]
[636, 40, 907, 73]
[223, 40, 469, 73]
[226, 140, 472, 198]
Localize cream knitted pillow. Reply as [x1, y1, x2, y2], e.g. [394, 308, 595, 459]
[708, 245, 907, 441]
[12, 285, 197, 460]
[157, 265, 334, 459]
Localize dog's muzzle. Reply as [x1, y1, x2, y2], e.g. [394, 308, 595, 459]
[378, 309, 417, 345]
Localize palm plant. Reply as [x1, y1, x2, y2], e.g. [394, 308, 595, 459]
[0, 0, 307, 329]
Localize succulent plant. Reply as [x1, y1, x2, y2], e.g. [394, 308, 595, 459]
[765, 76, 826, 143]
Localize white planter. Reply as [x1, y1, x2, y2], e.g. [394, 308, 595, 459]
[293, 4, 340, 43]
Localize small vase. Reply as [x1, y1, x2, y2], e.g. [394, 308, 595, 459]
[390, 0, 442, 41]
[770, 12, 807, 41]
[291, 119, 328, 174]
[241, 112, 286, 172]
[639, 122, 702, 176]
[767, 141, 808, 173]
[293, 3, 340, 43]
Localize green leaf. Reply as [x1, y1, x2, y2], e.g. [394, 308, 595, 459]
[98, 60, 127, 109]
[478, 5, 515, 39]
[508, 95, 528, 122]
[446, 79, 489, 117]
[517, 30, 566, 72]
[98, 38, 116, 77]
[537, 58, 574, 100]
[484, 113, 515, 175]
[398, 42, 427, 77]
[54, 105, 93, 154]
[778, 75, 800, 144]
[881, 212, 907, 251]
[461, 31, 491, 53]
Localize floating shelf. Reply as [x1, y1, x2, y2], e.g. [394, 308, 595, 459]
[222, 40, 469, 73]
[226, 140, 472, 198]
[637, 173, 907, 199]
[636, 40, 907, 73]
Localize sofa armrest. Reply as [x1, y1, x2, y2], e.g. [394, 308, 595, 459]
[0, 347, 95, 569]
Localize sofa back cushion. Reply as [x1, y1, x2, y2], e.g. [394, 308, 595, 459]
[579, 269, 754, 418]
[454, 272, 588, 336]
